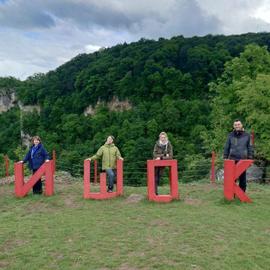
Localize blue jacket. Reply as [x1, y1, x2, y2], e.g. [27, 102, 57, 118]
[23, 143, 50, 170]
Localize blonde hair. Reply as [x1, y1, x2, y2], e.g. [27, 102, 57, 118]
[159, 132, 168, 139]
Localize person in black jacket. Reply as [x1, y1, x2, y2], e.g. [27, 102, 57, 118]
[224, 120, 254, 192]
[153, 132, 173, 195]
[21, 136, 50, 194]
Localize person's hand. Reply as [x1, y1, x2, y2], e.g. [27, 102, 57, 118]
[156, 157, 160, 160]
[119, 157, 124, 160]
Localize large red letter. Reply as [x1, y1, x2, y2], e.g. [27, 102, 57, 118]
[14, 161, 54, 197]
[147, 159, 179, 202]
[84, 159, 123, 200]
[224, 159, 253, 202]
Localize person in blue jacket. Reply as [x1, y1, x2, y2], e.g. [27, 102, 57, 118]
[21, 136, 50, 194]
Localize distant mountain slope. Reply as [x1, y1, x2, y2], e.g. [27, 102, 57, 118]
[0, 32, 270, 184]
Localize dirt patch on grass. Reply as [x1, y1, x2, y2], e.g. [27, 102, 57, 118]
[23, 200, 54, 214]
[184, 198, 203, 206]
[125, 194, 144, 204]
[1, 239, 28, 253]
[63, 195, 81, 208]
[119, 264, 146, 270]
[150, 219, 170, 226]
[0, 260, 10, 269]
[0, 185, 14, 196]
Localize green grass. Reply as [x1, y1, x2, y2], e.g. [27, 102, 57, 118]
[0, 180, 270, 270]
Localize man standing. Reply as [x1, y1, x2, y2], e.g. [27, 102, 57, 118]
[223, 119, 254, 192]
[88, 136, 123, 192]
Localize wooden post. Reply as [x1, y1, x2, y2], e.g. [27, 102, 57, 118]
[251, 130, 255, 145]
[52, 150, 56, 174]
[4, 155, 9, 177]
[94, 160, 98, 184]
[211, 151, 215, 183]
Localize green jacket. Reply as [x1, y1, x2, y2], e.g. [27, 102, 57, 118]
[91, 143, 122, 170]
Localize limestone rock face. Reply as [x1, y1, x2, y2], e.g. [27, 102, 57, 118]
[0, 90, 16, 112]
[84, 97, 132, 116]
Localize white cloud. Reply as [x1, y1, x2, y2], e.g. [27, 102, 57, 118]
[253, 0, 270, 24]
[85, 44, 102, 53]
[197, 0, 270, 34]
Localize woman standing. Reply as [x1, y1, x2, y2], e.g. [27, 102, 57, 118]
[153, 132, 173, 195]
[21, 136, 50, 194]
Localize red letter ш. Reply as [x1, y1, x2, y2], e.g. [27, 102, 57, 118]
[84, 159, 123, 200]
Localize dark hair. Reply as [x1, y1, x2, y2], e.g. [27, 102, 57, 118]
[234, 119, 242, 123]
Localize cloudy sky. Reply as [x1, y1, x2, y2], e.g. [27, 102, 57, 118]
[0, 0, 270, 79]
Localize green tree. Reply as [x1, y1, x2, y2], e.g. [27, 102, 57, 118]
[207, 44, 270, 159]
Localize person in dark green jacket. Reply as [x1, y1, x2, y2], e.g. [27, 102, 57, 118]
[153, 132, 173, 195]
[88, 136, 123, 192]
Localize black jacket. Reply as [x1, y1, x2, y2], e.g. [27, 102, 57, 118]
[223, 130, 254, 160]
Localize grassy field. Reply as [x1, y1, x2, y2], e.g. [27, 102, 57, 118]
[0, 178, 270, 270]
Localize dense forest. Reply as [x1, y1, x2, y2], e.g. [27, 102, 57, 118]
[1, 32, 270, 184]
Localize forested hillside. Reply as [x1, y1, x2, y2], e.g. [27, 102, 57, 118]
[1, 32, 270, 184]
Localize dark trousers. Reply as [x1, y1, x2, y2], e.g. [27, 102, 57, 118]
[155, 167, 164, 195]
[238, 171, 247, 192]
[235, 160, 247, 192]
[32, 169, 42, 194]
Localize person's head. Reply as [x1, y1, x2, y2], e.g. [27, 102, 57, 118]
[32, 136, 41, 146]
[159, 132, 168, 143]
[233, 119, 243, 131]
[106, 135, 114, 145]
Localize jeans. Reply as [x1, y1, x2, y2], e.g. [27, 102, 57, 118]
[105, 169, 116, 191]
[238, 171, 247, 192]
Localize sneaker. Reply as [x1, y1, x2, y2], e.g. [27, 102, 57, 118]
[107, 189, 113, 193]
